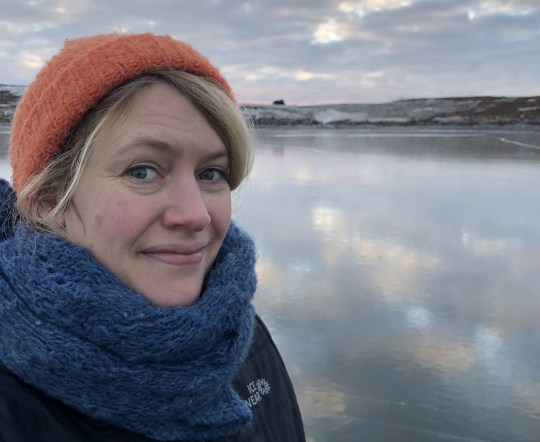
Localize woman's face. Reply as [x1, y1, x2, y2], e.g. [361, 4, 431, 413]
[58, 83, 232, 306]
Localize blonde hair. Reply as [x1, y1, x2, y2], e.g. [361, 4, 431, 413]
[17, 70, 253, 235]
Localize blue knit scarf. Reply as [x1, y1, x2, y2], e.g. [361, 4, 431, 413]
[0, 181, 256, 441]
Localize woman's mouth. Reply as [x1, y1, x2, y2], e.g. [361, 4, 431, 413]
[141, 244, 207, 266]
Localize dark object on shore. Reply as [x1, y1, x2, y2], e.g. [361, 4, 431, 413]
[273, 99, 286, 105]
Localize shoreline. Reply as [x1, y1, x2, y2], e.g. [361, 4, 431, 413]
[252, 122, 540, 131]
[2, 85, 540, 131]
[3, 123, 540, 136]
[2, 121, 540, 135]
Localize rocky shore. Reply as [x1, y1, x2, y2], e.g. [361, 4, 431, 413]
[0, 85, 24, 124]
[242, 96, 540, 128]
[2, 84, 539, 129]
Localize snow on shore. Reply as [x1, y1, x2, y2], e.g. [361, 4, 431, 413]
[2, 84, 539, 128]
[242, 96, 540, 128]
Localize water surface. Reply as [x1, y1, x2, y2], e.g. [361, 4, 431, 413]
[232, 128, 540, 442]
[3, 127, 540, 442]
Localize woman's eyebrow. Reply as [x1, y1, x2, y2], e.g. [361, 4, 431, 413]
[114, 137, 174, 157]
[204, 149, 230, 162]
[115, 137, 229, 160]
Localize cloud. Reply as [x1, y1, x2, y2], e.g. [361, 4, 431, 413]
[232, 65, 335, 82]
[468, 0, 537, 18]
[339, 0, 412, 16]
[0, 0, 539, 103]
[313, 18, 346, 43]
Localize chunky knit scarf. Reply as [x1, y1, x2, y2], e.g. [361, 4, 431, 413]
[0, 182, 256, 441]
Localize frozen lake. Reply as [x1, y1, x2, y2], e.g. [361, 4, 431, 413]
[234, 128, 540, 442]
[2, 126, 540, 441]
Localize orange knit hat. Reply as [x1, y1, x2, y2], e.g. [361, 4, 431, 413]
[9, 32, 234, 193]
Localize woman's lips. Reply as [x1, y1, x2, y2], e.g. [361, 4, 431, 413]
[141, 244, 206, 266]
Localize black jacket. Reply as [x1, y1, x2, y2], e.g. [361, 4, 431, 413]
[0, 316, 305, 442]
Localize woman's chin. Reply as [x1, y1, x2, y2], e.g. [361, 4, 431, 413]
[138, 283, 203, 307]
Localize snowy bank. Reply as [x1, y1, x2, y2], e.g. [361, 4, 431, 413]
[242, 96, 540, 128]
[0, 85, 25, 123]
[2, 84, 539, 129]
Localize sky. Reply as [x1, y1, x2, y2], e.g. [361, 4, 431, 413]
[0, 0, 539, 104]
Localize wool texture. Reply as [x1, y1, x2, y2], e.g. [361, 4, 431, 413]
[0, 181, 257, 441]
[9, 32, 234, 193]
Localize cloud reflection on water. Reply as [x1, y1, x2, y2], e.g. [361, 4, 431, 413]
[234, 128, 540, 442]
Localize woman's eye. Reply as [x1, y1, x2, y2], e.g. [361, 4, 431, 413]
[198, 168, 225, 182]
[127, 166, 158, 181]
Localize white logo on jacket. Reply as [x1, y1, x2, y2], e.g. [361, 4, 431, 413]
[245, 378, 271, 408]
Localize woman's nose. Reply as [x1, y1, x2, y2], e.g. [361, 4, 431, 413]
[161, 177, 211, 231]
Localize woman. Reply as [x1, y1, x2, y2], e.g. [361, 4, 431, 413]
[0, 33, 305, 441]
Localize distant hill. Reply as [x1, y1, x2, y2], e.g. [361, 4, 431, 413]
[1, 84, 539, 128]
[242, 96, 540, 128]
